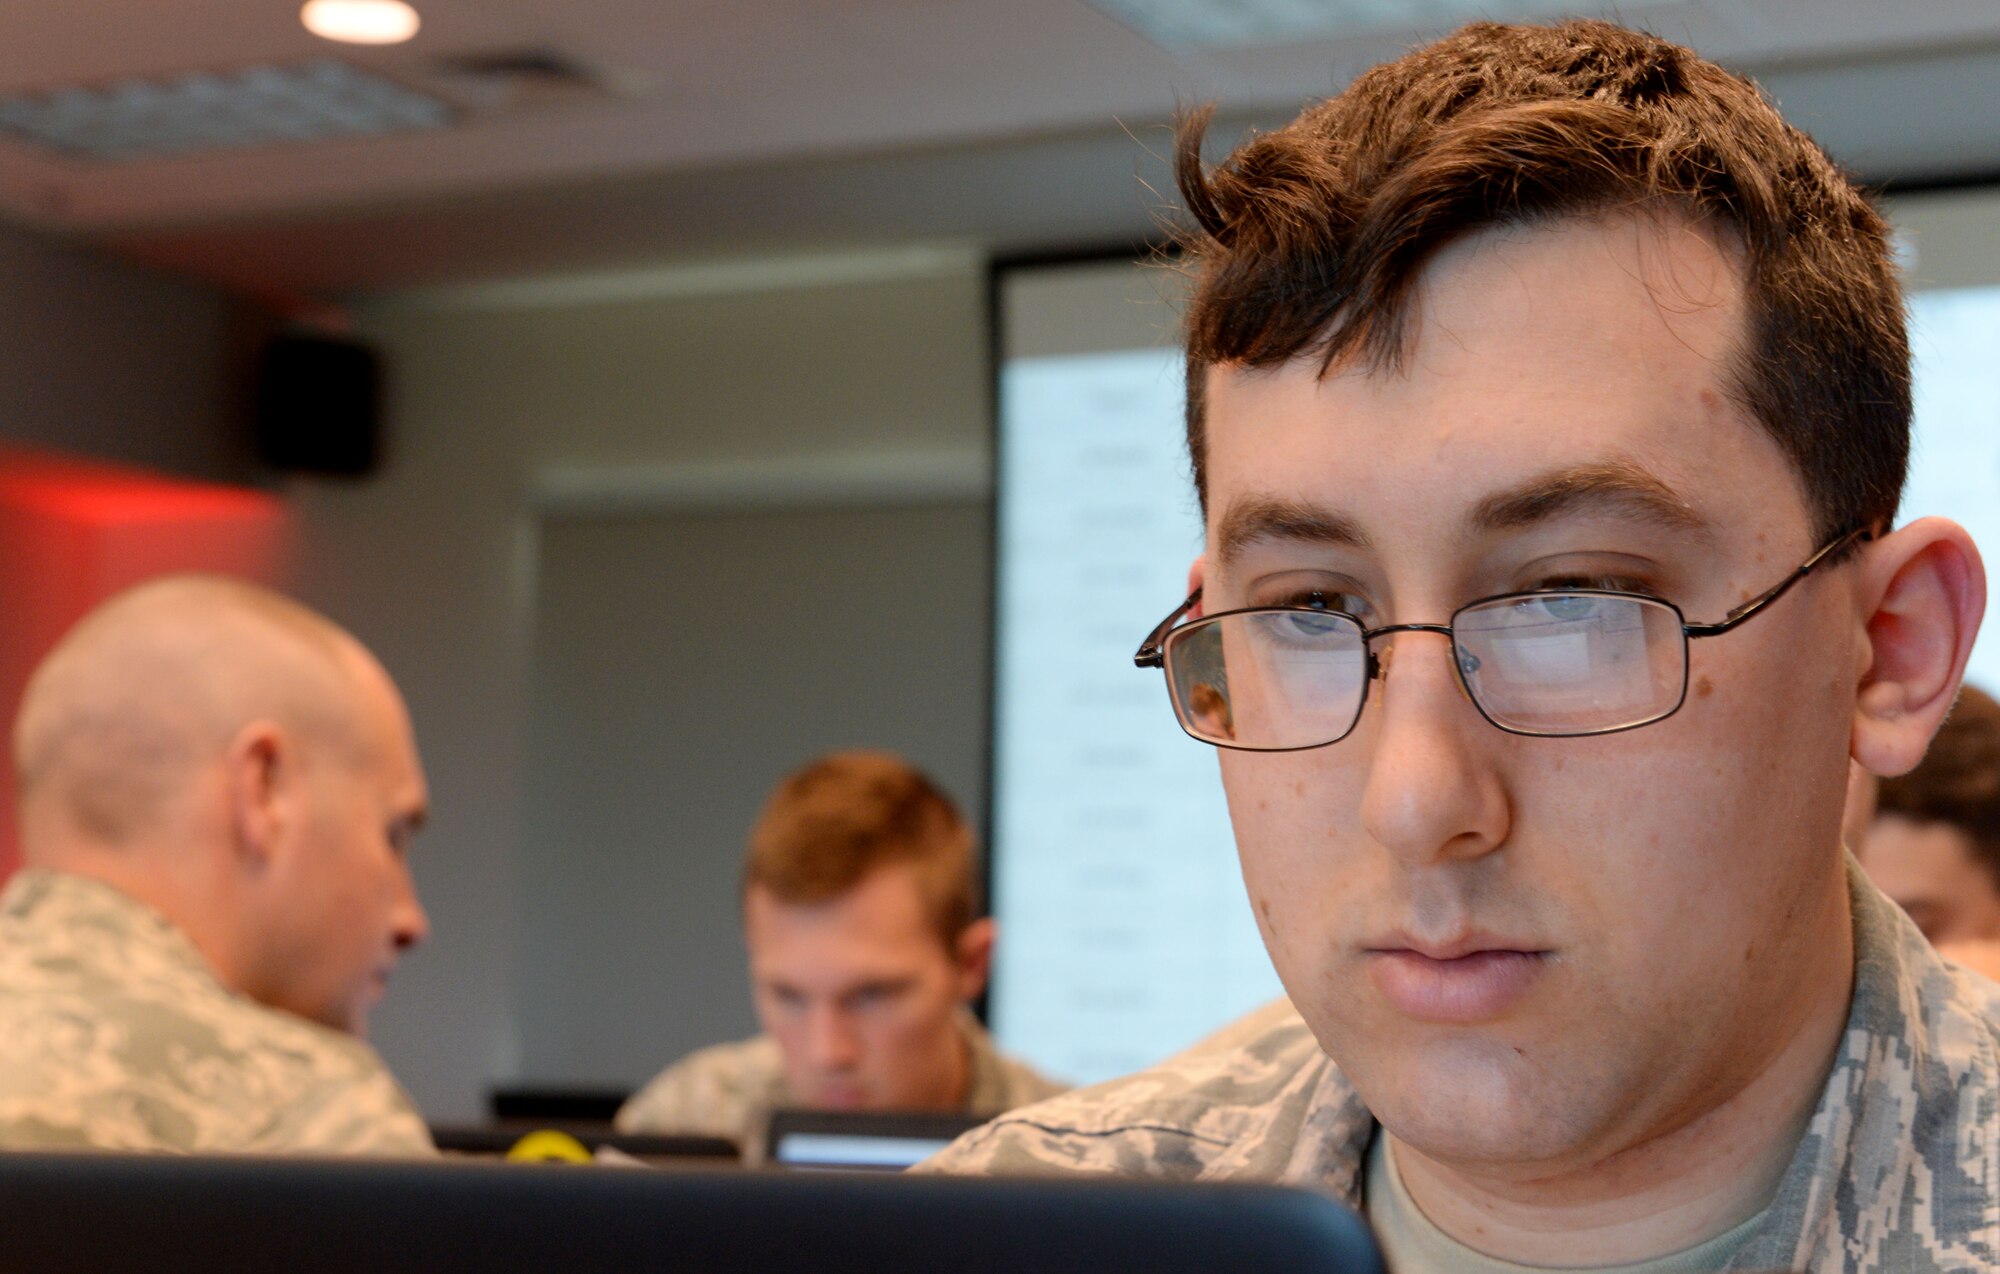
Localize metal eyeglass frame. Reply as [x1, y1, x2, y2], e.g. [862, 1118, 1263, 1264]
[1132, 525, 1874, 750]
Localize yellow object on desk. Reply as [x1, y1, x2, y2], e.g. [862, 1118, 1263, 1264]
[504, 1130, 594, 1164]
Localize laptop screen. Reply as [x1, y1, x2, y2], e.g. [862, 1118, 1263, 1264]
[764, 1109, 988, 1171]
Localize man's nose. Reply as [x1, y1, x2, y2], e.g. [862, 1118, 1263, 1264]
[1357, 628, 1511, 866]
[803, 1006, 862, 1070]
[392, 866, 429, 953]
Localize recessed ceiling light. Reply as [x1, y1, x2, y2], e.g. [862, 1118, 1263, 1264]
[301, 0, 421, 47]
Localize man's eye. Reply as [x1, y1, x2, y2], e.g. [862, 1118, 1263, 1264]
[1261, 589, 1371, 617]
[1525, 593, 1608, 622]
[1270, 609, 1355, 642]
[1529, 575, 1658, 597]
[1519, 578, 1666, 619]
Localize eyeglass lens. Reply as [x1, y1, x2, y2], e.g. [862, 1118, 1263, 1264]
[1453, 594, 1686, 735]
[1164, 594, 1688, 748]
[1167, 609, 1368, 747]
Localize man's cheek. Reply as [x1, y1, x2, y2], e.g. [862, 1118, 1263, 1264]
[1241, 817, 1357, 929]
[767, 1020, 808, 1067]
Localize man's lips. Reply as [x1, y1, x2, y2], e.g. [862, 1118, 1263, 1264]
[1365, 937, 1550, 1023]
[805, 1086, 868, 1109]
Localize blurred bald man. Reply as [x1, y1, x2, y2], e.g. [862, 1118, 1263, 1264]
[0, 575, 435, 1155]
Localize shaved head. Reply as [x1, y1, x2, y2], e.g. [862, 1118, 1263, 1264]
[11, 574, 431, 1035]
[14, 575, 382, 853]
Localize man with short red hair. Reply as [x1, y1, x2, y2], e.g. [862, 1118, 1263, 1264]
[618, 751, 1061, 1150]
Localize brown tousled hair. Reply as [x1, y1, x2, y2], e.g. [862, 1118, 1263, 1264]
[743, 750, 977, 947]
[1878, 686, 2000, 888]
[1174, 19, 1909, 540]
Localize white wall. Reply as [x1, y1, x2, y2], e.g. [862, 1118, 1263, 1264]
[1888, 186, 2000, 291]
[288, 247, 993, 1118]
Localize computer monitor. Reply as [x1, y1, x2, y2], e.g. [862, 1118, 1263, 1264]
[0, 1151, 1384, 1274]
[763, 1108, 987, 1171]
[486, 1085, 628, 1125]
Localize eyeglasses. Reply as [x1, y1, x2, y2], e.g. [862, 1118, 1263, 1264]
[1134, 527, 1870, 750]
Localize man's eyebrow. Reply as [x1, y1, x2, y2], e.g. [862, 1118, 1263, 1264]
[848, 977, 917, 995]
[1469, 462, 1711, 537]
[1213, 495, 1373, 569]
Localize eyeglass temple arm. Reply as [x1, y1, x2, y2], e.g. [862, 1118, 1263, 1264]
[1683, 525, 1874, 638]
[1135, 588, 1204, 668]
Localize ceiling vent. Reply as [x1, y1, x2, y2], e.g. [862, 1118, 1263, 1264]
[1088, 0, 1604, 51]
[420, 47, 650, 112]
[0, 59, 451, 162]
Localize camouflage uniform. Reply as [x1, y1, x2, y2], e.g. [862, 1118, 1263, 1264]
[924, 861, 2000, 1272]
[0, 870, 434, 1156]
[616, 1010, 1068, 1153]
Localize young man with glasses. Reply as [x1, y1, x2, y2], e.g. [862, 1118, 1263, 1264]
[925, 19, 1996, 1272]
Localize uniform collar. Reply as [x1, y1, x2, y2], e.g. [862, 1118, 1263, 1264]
[1729, 856, 2000, 1270]
[1, 868, 221, 990]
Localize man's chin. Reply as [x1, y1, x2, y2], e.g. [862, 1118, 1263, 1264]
[799, 1087, 872, 1111]
[1345, 1036, 1601, 1170]
[292, 998, 367, 1039]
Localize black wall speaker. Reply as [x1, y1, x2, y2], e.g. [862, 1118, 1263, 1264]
[255, 334, 384, 477]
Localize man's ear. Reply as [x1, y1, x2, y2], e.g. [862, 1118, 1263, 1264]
[225, 721, 291, 869]
[954, 916, 996, 1002]
[1852, 517, 1986, 779]
[1186, 555, 1206, 616]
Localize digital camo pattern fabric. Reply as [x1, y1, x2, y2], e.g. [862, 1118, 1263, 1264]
[923, 859, 2000, 1273]
[615, 1010, 1069, 1155]
[0, 870, 434, 1156]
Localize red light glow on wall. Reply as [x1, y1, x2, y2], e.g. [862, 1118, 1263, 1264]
[0, 446, 290, 877]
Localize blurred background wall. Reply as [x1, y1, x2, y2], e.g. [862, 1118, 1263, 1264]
[0, 219, 244, 478]
[293, 255, 992, 1109]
